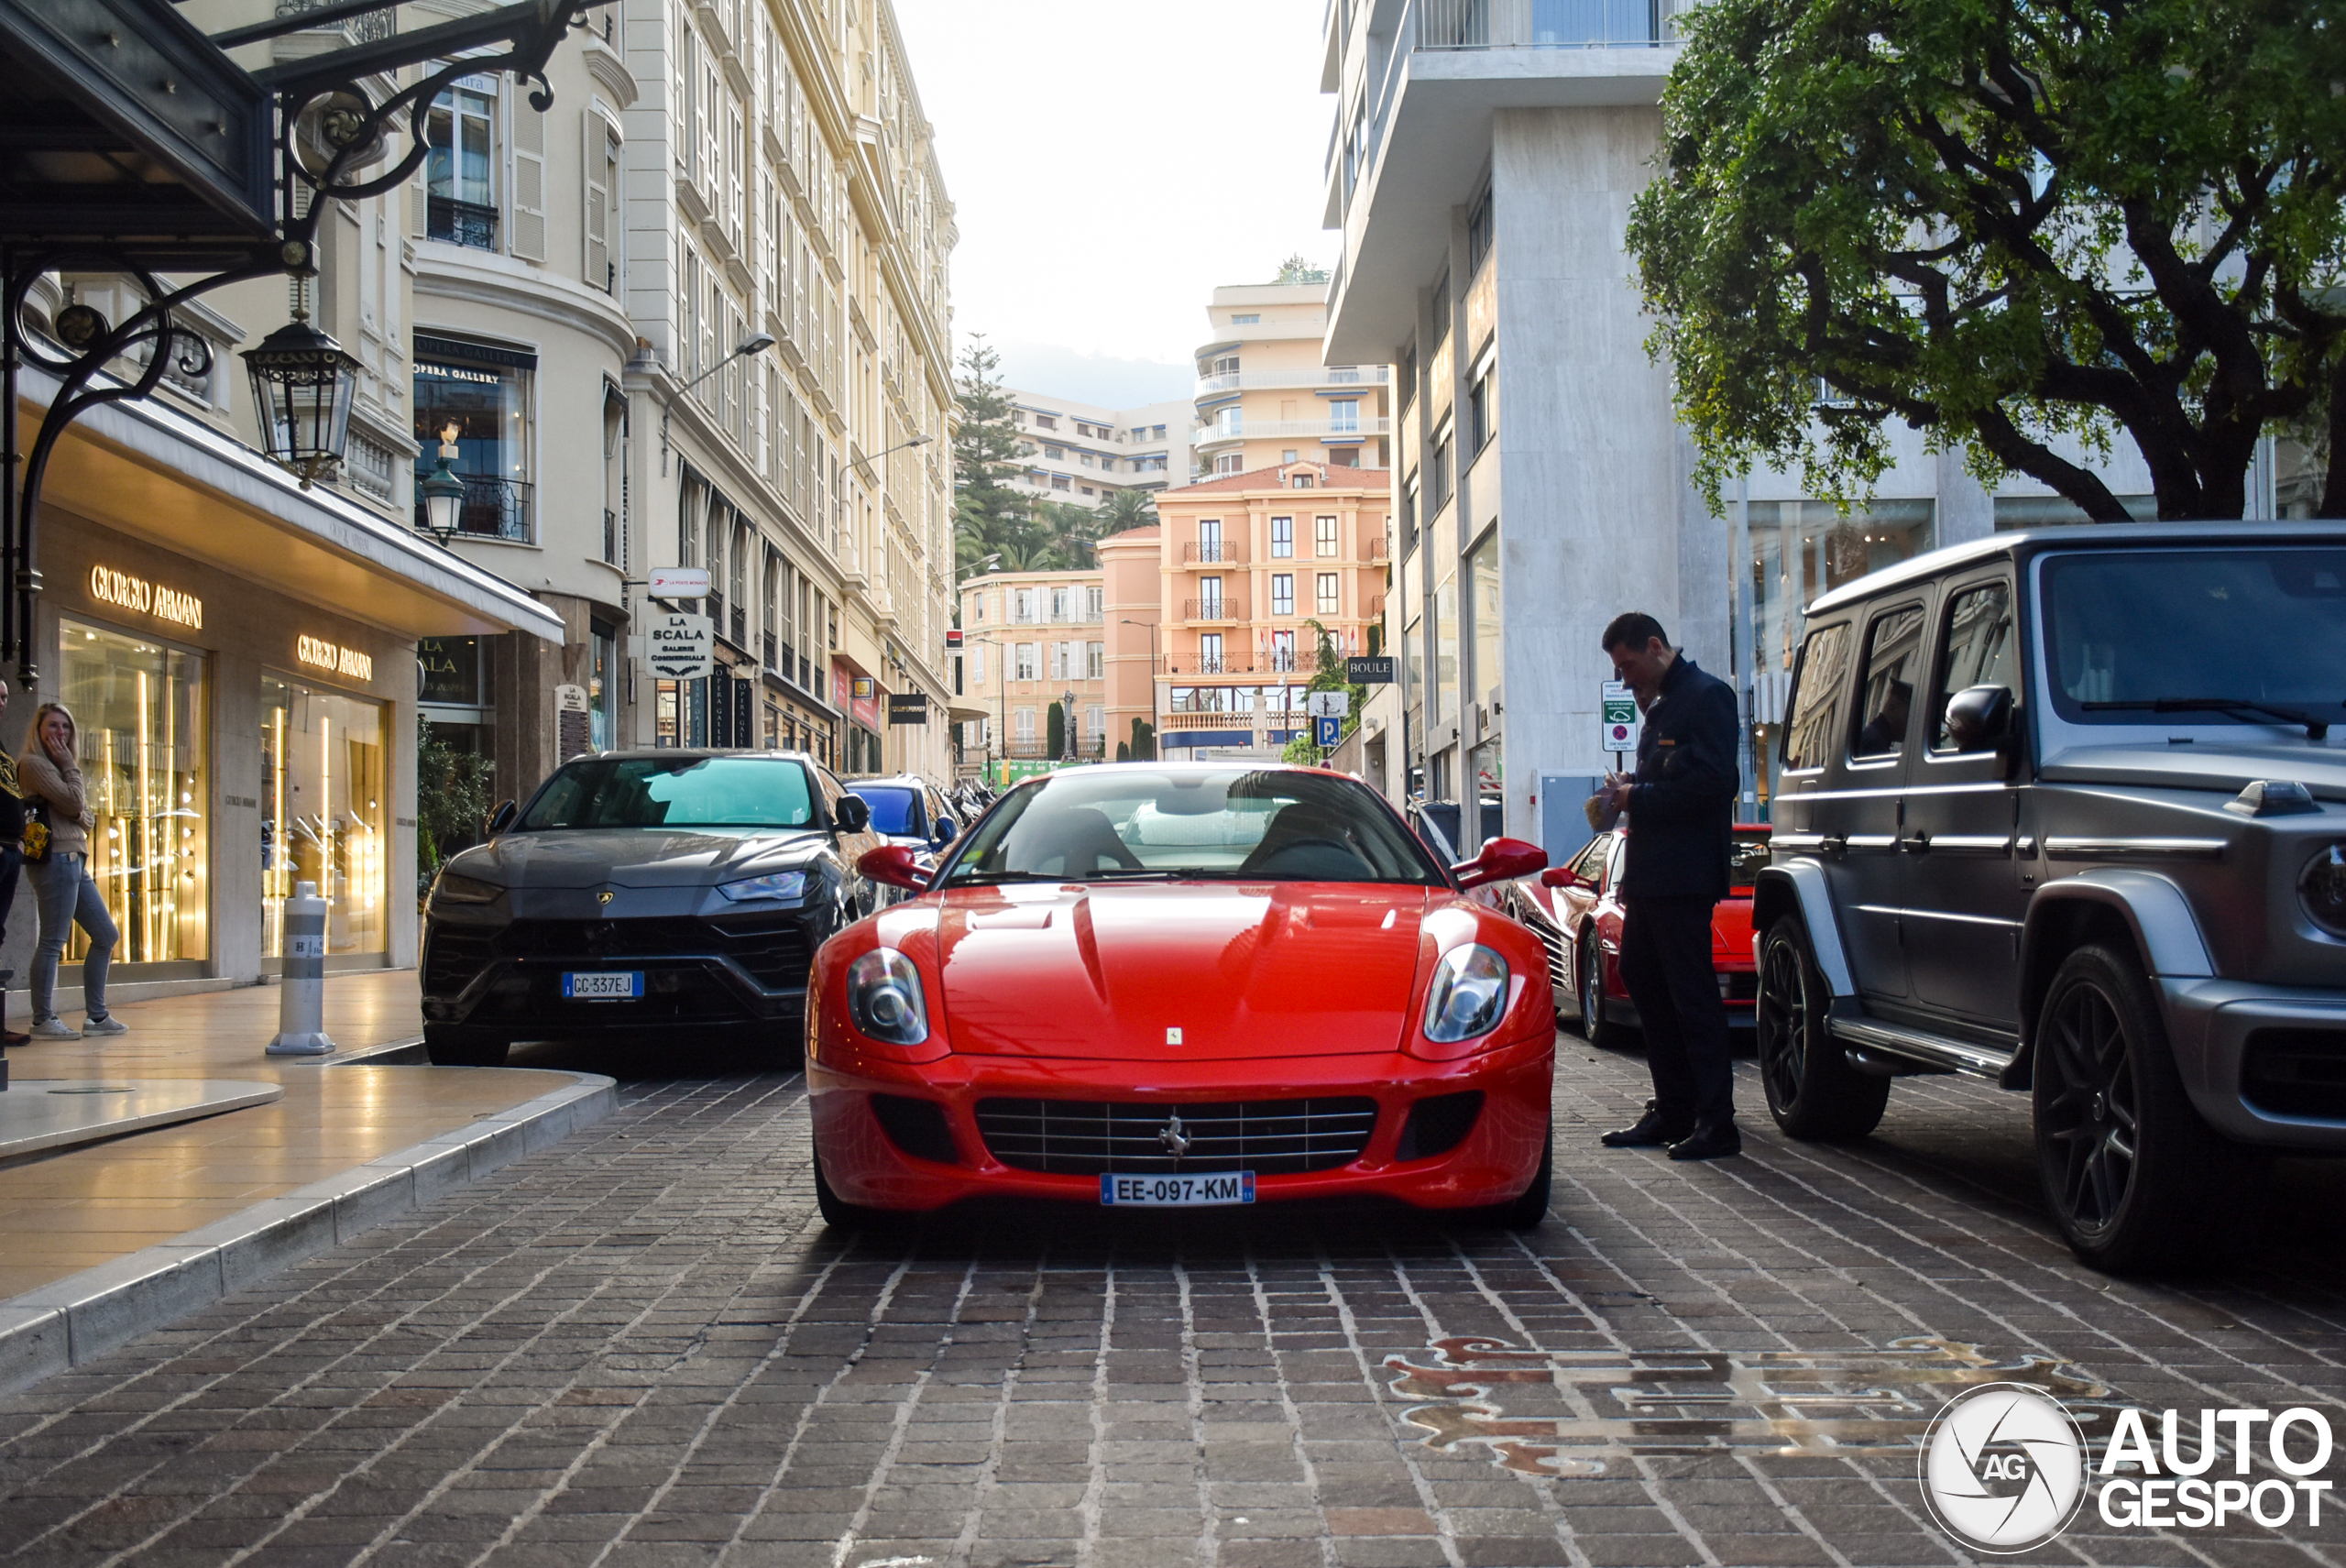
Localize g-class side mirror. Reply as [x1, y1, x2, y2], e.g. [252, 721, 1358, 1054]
[1944, 685, 2015, 754]
[934, 817, 959, 847]
[485, 799, 518, 838]
[833, 792, 872, 834]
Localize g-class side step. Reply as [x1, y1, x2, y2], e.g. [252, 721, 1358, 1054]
[1826, 1003, 2018, 1082]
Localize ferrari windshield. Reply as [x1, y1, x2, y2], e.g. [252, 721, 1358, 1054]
[937, 766, 1446, 885]
[2040, 548, 2346, 728]
[517, 756, 817, 829]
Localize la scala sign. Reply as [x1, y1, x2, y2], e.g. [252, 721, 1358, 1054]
[647, 611, 715, 680]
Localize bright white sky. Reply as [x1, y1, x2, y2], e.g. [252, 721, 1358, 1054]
[892, 0, 1337, 381]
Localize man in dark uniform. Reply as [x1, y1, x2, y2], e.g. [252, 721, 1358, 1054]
[1595, 613, 1742, 1159]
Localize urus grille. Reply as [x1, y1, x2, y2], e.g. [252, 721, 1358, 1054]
[974, 1097, 1378, 1176]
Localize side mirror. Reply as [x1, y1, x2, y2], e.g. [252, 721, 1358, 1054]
[833, 792, 872, 833]
[485, 800, 517, 838]
[1453, 835, 1546, 891]
[1944, 684, 2015, 754]
[934, 817, 959, 846]
[1539, 866, 1585, 890]
[858, 843, 929, 892]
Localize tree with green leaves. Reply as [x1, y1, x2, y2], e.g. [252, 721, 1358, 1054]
[953, 335, 1036, 565]
[414, 715, 494, 894]
[1626, 0, 2346, 521]
[1092, 487, 1157, 538]
[1279, 619, 1369, 765]
[1128, 717, 1157, 762]
[1272, 254, 1331, 287]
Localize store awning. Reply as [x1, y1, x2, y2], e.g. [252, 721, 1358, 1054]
[27, 365, 563, 642]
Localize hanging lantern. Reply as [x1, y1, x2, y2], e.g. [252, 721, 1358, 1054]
[417, 422, 467, 544]
[242, 315, 360, 488]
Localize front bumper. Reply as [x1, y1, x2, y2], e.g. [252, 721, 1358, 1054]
[2161, 978, 2346, 1148]
[421, 911, 819, 1036]
[808, 1031, 1557, 1214]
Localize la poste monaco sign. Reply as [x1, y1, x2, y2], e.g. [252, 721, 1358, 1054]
[648, 611, 714, 681]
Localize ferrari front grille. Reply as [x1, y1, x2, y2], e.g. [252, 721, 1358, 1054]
[973, 1096, 1378, 1176]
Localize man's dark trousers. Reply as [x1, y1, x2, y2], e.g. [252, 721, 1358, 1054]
[1617, 894, 1733, 1128]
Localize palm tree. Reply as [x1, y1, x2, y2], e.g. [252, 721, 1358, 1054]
[1092, 488, 1157, 538]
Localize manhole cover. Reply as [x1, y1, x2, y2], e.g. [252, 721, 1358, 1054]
[1386, 1335, 2131, 1479]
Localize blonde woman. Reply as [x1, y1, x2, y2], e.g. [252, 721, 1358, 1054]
[19, 703, 123, 1039]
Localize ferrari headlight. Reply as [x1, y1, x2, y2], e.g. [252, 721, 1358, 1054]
[2301, 843, 2346, 938]
[430, 872, 500, 905]
[848, 948, 929, 1046]
[1424, 945, 1509, 1043]
[718, 869, 808, 903]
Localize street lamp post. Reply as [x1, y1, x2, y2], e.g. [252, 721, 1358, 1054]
[659, 332, 777, 475]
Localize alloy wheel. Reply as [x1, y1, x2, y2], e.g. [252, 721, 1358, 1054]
[2039, 981, 2140, 1234]
[1580, 938, 1603, 1035]
[1758, 935, 1807, 1112]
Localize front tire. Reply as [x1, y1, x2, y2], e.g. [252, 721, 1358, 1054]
[811, 1146, 898, 1233]
[1754, 917, 1888, 1140]
[1578, 929, 1630, 1048]
[2033, 943, 2232, 1271]
[1461, 1117, 1552, 1230]
[422, 1026, 509, 1067]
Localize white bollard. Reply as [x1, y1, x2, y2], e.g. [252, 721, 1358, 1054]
[266, 881, 337, 1056]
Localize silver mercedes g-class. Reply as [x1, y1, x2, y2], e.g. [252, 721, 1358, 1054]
[1751, 521, 2344, 1269]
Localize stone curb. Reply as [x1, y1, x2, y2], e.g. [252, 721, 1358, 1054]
[0, 1069, 616, 1394]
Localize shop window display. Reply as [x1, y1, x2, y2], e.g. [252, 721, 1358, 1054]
[59, 620, 207, 965]
[262, 675, 388, 959]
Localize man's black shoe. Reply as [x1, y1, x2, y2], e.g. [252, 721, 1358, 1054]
[1600, 1106, 1692, 1148]
[1667, 1123, 1743, 1161]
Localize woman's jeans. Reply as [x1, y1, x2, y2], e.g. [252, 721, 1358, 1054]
[29, 851, 115, 1023]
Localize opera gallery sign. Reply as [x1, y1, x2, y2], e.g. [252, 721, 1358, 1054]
[647, 611, 714, 681]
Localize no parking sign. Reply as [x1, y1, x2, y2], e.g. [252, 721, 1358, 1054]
[1600, 681, 1641, 759]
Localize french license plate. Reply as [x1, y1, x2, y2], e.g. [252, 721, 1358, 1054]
[562, 970, 642, 1000]
[1099, 1172, 1255, 1207]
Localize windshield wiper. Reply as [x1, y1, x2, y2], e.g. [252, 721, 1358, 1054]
[938, 871, 1069, 887]
[2082, 697, 2333, 740]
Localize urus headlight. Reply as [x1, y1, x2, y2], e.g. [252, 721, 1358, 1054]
[847, 948, 929, 1046]
[2301, 843, 2346, 938]
[1424, 944, 1509, 1043]
[430, 872, 500, 905]
[718, 869, 808, 903]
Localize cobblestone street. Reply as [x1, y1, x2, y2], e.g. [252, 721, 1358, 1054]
[4, 1036, 2343, 1568]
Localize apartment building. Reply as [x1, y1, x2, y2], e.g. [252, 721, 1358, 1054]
[957, 567, 1111, 778]
[618, 0, 958, 779]
[1004, 389, 1191, 509]
[1321, 0, 2158, 845]
[1191, 283, 1390, 477]
[1109, 462, 1391, 756]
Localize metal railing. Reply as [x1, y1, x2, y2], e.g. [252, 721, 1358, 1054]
[412, 473, 532, 542]
[1416, 0, 1687, 49]
[1181, 598, 1243, 622]
[1194, 416, 1391, 444]
[428, 195, 498, 250]
[1182, 541, 1243, 565]
[1192, 366, 1391, 399]
[276, 0, 394, 43]
[1161, 650, 1321, 677]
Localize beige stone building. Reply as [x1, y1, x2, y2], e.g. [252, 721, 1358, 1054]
[1190, 283, 1390, 478]
[956, 567, 1110, 778]
[1003, 389, 1190, 510]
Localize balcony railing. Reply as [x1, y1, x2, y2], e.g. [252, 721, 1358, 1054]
[277, 0, 393, 42]
[428, 195, 498, 250]
[1182, 598, 1243, 622]
[1193, 416, 1392, 445]
[1182, 541, 1244, 565]
[1192, 366, 1392, 399]
[415, 473, 532, 542]
[1416, 0, 1688, 49]
[1161, 650, 1321, 677]
[1364, 535, 1390, 561]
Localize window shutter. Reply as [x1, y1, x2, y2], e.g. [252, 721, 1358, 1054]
[582, 115, 608, 291]
[409, 170, 425, 237]
[510, 99, 547, 260]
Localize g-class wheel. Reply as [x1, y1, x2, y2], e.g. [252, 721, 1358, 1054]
[1755, 916, 1888, 1141]
[2032, 943, 2231, 1271]
[422, 1026, 510, 1067]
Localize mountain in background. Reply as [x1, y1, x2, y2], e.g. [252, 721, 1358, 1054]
[983, 340, 1192, 409]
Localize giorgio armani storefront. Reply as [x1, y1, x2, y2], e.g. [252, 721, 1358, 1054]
[2, 371, 562, 1002]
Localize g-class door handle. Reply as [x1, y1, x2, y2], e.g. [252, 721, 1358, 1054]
[1899, 832, 1932, 853]
[1819, 834, 1847, 856]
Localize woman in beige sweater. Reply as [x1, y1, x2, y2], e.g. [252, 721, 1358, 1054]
[19, 703, 123, 1038]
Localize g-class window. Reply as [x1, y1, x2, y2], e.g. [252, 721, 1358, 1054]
[1851, 604, 1927, 761]
[1781, 621, 1853, 771]
[1930, 581, 2018, 751]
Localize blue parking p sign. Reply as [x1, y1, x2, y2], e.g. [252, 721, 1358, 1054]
[1313, 715, 1342, 748]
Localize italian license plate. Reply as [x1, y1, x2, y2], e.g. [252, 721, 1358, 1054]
[562, 970, 642, 1000]
[1099, 1171, 1255, 1207]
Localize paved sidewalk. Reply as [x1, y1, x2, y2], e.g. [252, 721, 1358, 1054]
[1, 1040, 2338, 1567]
[0, 973, 586, 1299]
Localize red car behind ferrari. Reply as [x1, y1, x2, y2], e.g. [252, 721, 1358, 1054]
[1497, 825, 1771, 1045]
[805, 763, 1559, 1231]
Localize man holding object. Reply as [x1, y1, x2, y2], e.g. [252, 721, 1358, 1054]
[1594, 613, 1742, 1160]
